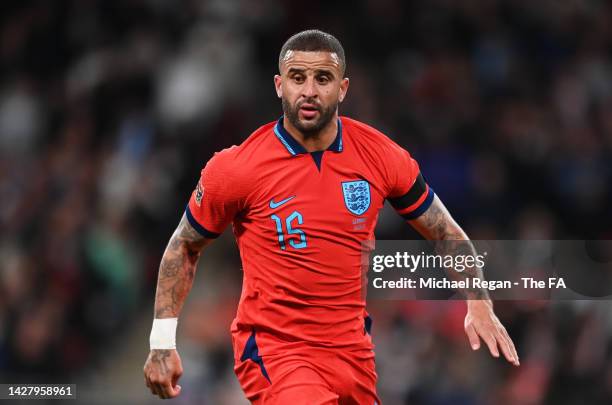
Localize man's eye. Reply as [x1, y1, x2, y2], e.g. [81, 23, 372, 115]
[317, 76, 330, 83]
[293, 76, 305, 83]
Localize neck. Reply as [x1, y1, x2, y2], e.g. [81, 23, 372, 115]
[283, 115, 338, 152]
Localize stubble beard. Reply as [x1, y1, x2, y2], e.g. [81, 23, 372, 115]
[282, 98, 337, 139]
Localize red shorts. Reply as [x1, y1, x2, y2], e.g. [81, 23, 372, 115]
[232, 329, 381, 405]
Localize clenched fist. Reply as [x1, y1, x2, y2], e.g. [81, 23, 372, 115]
[144, 349, 184, 399]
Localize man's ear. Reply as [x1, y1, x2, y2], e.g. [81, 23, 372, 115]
[338, 77, 349, 103]
[274, 75, 282, 98]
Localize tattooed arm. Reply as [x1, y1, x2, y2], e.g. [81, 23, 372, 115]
[407, 195, 489, 300]
[408, 195, 520, 366]
[154, 213, 212, 318]
[144, 214, 214, 399]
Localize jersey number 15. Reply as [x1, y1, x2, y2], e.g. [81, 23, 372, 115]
[270, 211, 307, 250]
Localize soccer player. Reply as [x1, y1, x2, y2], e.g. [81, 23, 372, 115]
[144, 30, 519, 404]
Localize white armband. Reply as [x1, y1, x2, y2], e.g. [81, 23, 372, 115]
[149, 318, 178, 350]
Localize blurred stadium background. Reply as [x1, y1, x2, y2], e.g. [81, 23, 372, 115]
[1, 0, 612, 404]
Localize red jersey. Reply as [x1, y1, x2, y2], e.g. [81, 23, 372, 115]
[187, 116, 433, 355]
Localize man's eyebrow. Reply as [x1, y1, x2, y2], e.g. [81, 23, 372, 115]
[286, 67, 335, 77]
[287, 67, 306, 75]
[315, 69, 334, 77]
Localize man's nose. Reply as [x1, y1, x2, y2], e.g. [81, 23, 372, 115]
[302, 77, 318, 98]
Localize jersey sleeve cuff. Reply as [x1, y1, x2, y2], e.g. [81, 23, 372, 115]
[185, 205, 221, 239]
[388, 172, 427, 209]
[399, 186, 435, 220]
[388, 172, 435, 220]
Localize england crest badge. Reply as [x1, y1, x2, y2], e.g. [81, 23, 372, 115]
[342, 180, 371, 215]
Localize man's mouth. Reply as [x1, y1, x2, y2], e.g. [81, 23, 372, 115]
[299, 103, 319, 119]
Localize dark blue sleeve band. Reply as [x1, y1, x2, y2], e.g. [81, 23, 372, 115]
[401, 188, 435, 220]
[185, 205, 221, 239]
[388, 172, 428, 210]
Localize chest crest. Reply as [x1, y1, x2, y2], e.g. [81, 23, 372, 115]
[341, 180, 371, 216]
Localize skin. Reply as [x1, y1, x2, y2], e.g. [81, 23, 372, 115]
[409, 195, 520, 366]
[274, 50, 349, 151]
[143, 214, 211, 399]
[144, 49, 518, 400]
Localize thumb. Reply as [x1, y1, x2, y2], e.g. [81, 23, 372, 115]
[171, 372, 182, 395]
[165, 382, 182, 398]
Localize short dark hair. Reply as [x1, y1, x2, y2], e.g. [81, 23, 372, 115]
[278, 29, 346, 75]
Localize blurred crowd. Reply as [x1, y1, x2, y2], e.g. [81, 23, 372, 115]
[0, 0, 611, 404]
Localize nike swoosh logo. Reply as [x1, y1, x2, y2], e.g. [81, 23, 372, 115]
[269, 196, 295, 209]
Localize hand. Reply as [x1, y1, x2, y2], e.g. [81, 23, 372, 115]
[144, 349, 184, 399]
[464, 300, 520, 366]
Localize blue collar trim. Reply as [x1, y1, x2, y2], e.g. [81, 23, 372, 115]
[273, 116, 343, 156]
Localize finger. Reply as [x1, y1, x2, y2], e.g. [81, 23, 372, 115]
[171, 373, 183, 396]
[148, 382, 159, 397]
[482, 333, 500, 358]
[465, 323, 481, 350]
[144, 377, 154, 396]
[153, 382, 166, 399]
[501, 327, 520, 366]
[495, 329, 515, 364]
[144, 375, 157, 396]
[172, 370, 183, 386]
[162, 380, 180, 398]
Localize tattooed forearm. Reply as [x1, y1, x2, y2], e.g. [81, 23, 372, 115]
[435, 239, 490, 300]
[408, 196, 490, 300]
[154, 214, 212, 318]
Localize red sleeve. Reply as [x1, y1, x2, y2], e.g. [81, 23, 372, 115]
[186, 149, 244, 238]
[384, 142, 435, 220]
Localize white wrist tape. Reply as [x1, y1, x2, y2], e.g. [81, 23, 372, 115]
[149, 318, 178, 350]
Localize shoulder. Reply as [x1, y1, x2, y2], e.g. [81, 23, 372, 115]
[341, 116, 422, 197]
